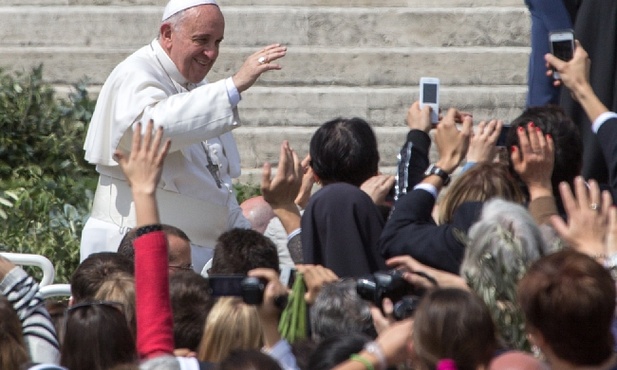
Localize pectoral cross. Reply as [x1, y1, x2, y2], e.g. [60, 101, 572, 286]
[202, 143, 222, 188]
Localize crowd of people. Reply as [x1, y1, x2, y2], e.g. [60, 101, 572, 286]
[2, 0, 617, 369]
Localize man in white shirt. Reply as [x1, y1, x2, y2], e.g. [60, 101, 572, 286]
[81, 0, 287, 271]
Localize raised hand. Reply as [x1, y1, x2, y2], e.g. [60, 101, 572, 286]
[550, 177, 613, 257]
[434, 108, 473, 174]
[233, 43, 287, 92]
[467, 119, 502, 163]
[511, 121, 554, 199]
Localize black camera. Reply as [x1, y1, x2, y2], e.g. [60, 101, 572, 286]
[207, 275, 288, 309]
[356, 270, 424, 320]
[207, 275, 266, 305]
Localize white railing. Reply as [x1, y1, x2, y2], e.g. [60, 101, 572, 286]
[0, 252, 56, 287]
[39, 284, 72, 299]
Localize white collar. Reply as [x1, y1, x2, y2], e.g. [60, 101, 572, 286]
[150, 39, 190, 87]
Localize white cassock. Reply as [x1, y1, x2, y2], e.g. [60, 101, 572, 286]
[81, 39, 251, 271]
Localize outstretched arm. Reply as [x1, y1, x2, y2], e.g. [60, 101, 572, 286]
[545, 42, 609, 123]
[115, 120, 174, 359]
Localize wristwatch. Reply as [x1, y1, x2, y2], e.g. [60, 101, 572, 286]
[424, 164, 451, 186]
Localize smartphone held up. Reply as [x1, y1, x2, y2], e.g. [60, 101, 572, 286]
[549, 29, 575, 80]
[419, 77, 440, 124]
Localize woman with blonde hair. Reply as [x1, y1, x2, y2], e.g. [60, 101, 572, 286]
[94, 272, 136, 337]
[438, 162, 524, 224]
[197, 297, 263, 363]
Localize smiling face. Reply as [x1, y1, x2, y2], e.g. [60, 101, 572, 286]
[160, 5, 225, 83]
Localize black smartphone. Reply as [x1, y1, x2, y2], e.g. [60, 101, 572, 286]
[496, 125, 511, 147]
[549, 29, 575, 80]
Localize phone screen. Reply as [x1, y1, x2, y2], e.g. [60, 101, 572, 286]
[496, 125, 511, 147]
[207, 275, 245, 296]
[552, 39, 574, 62]
[422, 83, 438, 104]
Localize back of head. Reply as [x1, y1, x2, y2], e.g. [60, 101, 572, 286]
[240, 196, 276, 234]
[506, 106, 582, 200]
[462, 198, 547, 349]
[310, 279, 375, 342]
[71, 252, 134, 303]
[197, 297, 262, 363]
[413, 288, 497, 370]
[517, 250, 615, 366]
[439, 162, 525, 224]
[169, 270, 214, 351]
[210, 228, 279, 274]
[94, 272, 136, 337]
[309, 117, 379, 187]
[218, 349, 283, 370]
[307, 333, 371, 370]
[61, 301, 137, 370]
[117, 224, 191, 265]
[0, 295, 29, 370]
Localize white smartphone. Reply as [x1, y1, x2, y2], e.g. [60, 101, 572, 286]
[419, 77, 440, 124]
[549, 29, 575, 80]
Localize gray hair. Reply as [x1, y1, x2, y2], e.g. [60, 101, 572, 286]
[310, 279, 375, 343]
[462, 198, 547, 280]
[461, 198, 547, 350]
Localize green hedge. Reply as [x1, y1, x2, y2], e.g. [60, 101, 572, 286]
[0, 67, 97, 283]
[0, 67, 260, 284]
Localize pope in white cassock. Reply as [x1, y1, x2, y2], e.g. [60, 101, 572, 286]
[81, 0, 287, 271]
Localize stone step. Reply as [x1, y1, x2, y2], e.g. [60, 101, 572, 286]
[0, 0, 524, 7]
[56, 84, 525, 125]
[0, 6, 529, 48]
[0, 46, 529, 86]
[227, 85, 526, 126]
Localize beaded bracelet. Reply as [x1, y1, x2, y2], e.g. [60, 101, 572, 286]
[349, 354, 375, 370]
[135, 224, 163, 237]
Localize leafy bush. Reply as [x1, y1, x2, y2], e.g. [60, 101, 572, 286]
[0, 66, 97, 283]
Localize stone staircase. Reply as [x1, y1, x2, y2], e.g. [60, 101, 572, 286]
[0, 0, 530, 182]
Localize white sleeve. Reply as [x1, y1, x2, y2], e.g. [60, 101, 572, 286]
[263, 339, 299, 370]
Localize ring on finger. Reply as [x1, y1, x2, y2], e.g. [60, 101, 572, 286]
[590, 203, 600, 211]
[258, 56, 267, 64]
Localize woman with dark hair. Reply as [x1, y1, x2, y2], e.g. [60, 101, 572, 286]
[60, 300, 137, 370]
[301, 117, 387, 277]
[412, 288, 498, 370]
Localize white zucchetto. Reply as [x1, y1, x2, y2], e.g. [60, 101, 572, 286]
[162, 0, 219, 21]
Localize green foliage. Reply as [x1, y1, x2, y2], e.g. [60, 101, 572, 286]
[0, 66, 97, 283]
[233, 182, 261, 204]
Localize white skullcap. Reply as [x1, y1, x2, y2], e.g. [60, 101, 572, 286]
[162, 0, 219, 21]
